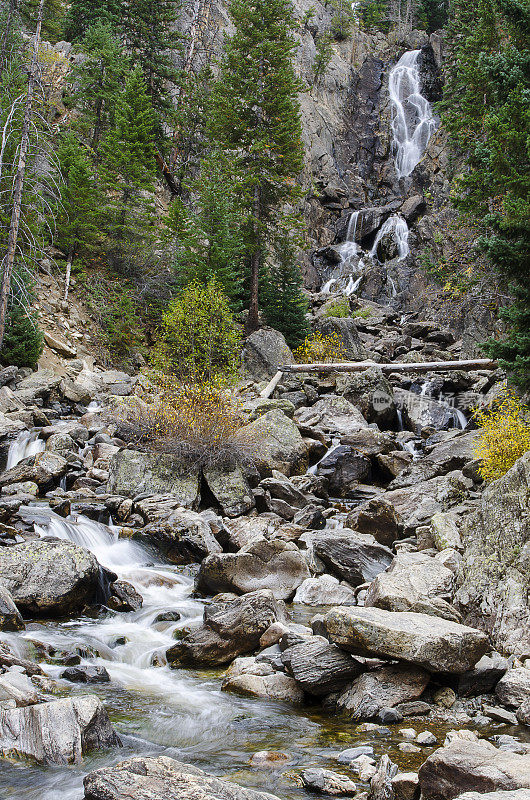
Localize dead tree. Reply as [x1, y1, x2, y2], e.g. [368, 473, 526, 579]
[0, 0, 44, 352]
[0, 0, 18, 83]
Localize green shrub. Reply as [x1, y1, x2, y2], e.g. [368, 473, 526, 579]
[323, 298, 350, 318]
[151, 280, 241, 384]
[352, 306, 373, 319]
[0, 306, 43, 368]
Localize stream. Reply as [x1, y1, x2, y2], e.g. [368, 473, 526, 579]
[0, 507, 526, 800]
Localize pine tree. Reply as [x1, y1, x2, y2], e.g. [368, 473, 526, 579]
[0, 303, 43, 368]
[209, 0, 305, 332]
[70, 22, 130, 155]
[442, 0, 530, 387]
[261, 237, 309, 348]
[121, 0, 184, 118]
[64, 0, 122, 42]
[168, 152, 245, 307]
[55, 133, 103, 300]
[99, 66, 157, 264]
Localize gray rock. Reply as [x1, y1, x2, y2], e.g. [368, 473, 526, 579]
[203, 465, 255, 518]
[166, 589, 287, 667]
[84, 756, 281, 800]
[239, 410, 307, 477]
[496, 668, 530, 709]
[457, 653, 508, 697]
[61, 666, 111, 684]
[0, 451, 68, 488]
[347, 498, 401, 547]
[0, 539, 101, 616]
[141, 508, 222, 565]
[0, 695, 120, 765]
[315, 445, 372, 496]
[325, 607, 489, 673]
[242, 328, 293, 380]
[335, 665, 430, 721]
[455, 793, 530, 800]
[108, 449, 200, 506]
[312, 530, 393, 587]
[295, 395, 369, 437]
[301, 768, 357, 796]
[222, 656, 304, 704]
[392, 772, 420, 800]
[281, 636, 363, 696]
[382, 473, 468, 534]
[418, 739, 530, 800]
[365, 551, 459, 622]
[0, 671, 40, 706]
[196, 538, 310, 601]
[336, 367, 396, 428]
[315, 317, 366, 360]
[108, 580, 143, 612]
[483, 706, 518, 725]
[456, 451, 530, 656]
[293, 575, 356, 606]
[0, 583, 24, 630]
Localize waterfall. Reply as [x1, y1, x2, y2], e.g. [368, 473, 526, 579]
[337, 210, 361, 267]
[6, 430, 45, 471]
[370, 214, 410, 262]
[389, 50, 436, 179]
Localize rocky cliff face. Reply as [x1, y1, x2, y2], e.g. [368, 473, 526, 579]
[192, 1, 495, 350]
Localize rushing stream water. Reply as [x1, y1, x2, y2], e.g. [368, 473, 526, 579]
[0, 507, 514, 800]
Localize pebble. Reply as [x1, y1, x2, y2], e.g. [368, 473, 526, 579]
[399, 728, 417, 740]
[336, 745, 373, 764]
[398, 742, 421, 753]
[301, 768, 357, 796]
[433, 687, 456, 708]
[415, 731, 437, 746]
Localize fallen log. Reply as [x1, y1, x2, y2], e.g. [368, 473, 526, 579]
[259, 358, 498, 399]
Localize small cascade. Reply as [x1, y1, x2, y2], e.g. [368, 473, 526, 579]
[389, 50, 437, 179]
[370, 214, 410, 262]
[337, 210, 362, 269]
[307, 437, 341, 475]
[6, 430, 45, 471]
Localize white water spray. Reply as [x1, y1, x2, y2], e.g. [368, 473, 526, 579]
[6, 430, 45, 470]
[389, 50, 436, 179]
[370, 214, 410, 262]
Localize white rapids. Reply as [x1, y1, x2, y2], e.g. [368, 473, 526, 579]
[6, 430, 45, 470]
[389, 50, 437, 179]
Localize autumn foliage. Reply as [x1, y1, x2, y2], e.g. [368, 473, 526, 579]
[473, 390, 530, 482]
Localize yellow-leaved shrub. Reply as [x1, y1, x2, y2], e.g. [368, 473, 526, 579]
[473, 390, 530, 482]
[294, 331, 346, 363]
[116, 379, 254, 470]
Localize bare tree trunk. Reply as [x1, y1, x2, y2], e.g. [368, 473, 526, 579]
[246, 186, 261, 334]
[0, 0, 44, 352]
[64, 245, 74, 303]
[0, 0, 17, 83]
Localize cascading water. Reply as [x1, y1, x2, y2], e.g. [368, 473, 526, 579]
[6, 430, 45, 470]
[389, 50, 436, 179]
[1, 509, 388, 800]
[370, 214, 410, 262]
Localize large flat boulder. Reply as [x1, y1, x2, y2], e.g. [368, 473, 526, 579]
[365, 552, 459, 622]
[314, 445, 372, 496]
[108, 449, 200, 505]
[495, 668, 530, 708]
[84, 756, 281, 800]
[222, 656, 304, 704]
[0, 695, 120, 764]
[418, 740, 530, 800]
[382, 473, 468, 533]
[336, 664, 430, 721]
[238, 410, 307, 477]
[166, 590, 287, 667]
[325, 607, 489, 673]
[203, 465, 255, 518]
[196, 538, 310, 601]
[312, 530, 393, 587]
[0, 539, 101, 616]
